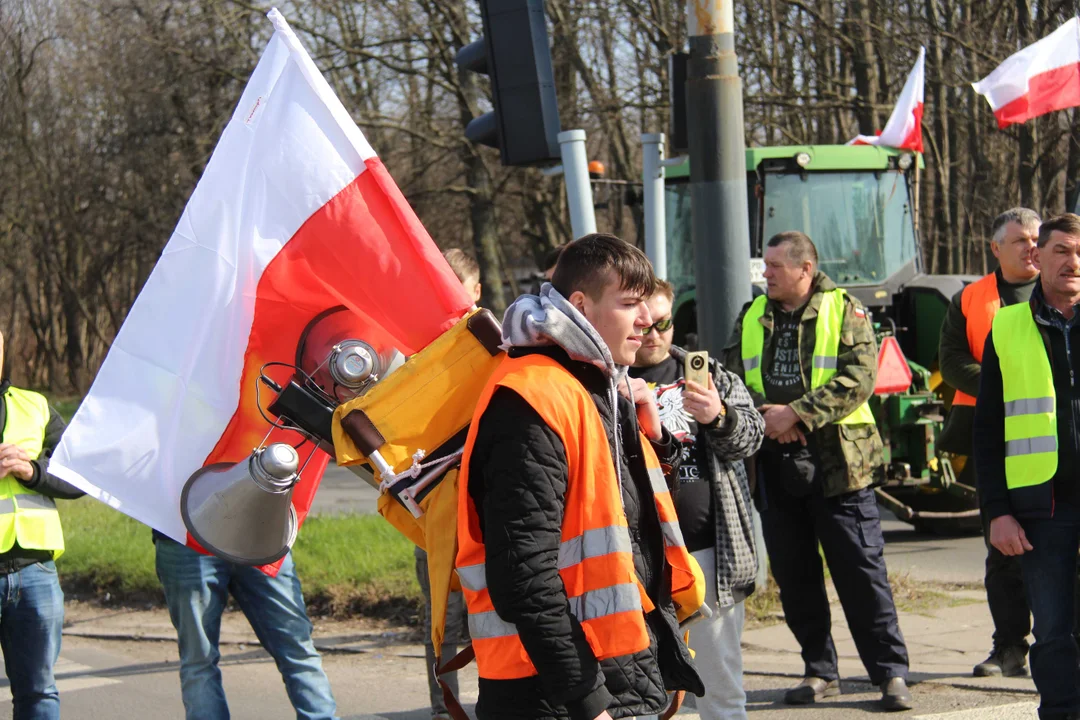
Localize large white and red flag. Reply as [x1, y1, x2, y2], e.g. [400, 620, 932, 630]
[973, 17, 1080, 129]
[848, 47, 925, 152]
[48, 9, 472, 571]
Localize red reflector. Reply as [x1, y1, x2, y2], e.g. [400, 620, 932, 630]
[874, 336, 913, 395]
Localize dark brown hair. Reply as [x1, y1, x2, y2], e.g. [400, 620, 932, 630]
[1037, 213, 1080, 248]
[551, 233, 657, 301]
[767, 230, 818, 267]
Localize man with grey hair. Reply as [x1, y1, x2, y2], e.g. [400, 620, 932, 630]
[939, 207, 1040, 677]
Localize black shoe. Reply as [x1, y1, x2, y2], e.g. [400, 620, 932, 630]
[880, 677, 913, 712]
[972, 645, 1029, 677]
[784, 677, 840, 705]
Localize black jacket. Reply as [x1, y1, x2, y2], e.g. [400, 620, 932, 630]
[467, 346, 703, 720]
[974, 284, 1080, 520]
[938, 269, 1037, 456]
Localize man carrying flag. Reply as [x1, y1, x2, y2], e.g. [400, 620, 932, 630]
[47, 6, 475, 717]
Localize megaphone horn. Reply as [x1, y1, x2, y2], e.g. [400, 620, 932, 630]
[180, 443, 300, 566]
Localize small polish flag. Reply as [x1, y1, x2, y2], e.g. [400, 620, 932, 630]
[49, 9, 473, 573]
[849, 47, 925, 153]
[973, 17, 1080, 129]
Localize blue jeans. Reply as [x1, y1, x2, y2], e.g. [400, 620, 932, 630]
[0, 560, 63, 720]
[154, 537, 338, 720]
[1020, 504, 1080, 718]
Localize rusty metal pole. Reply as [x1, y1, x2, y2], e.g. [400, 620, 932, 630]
[686, 0, 750, 353]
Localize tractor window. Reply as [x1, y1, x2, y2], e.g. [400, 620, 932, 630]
[664, 174, 758, 299]
[761, 170, 916, 285]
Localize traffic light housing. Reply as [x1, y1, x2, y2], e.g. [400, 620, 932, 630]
[455, 0, 561, 167]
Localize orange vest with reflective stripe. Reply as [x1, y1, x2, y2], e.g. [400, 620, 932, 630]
[457, 353, 701, 681]
[954, 273, 1001, 407]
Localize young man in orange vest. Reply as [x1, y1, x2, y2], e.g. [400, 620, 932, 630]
[939, 208, 1040, 678]
[457, 234, 704, 720]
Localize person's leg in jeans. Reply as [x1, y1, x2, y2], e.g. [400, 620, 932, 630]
[1019, 505, 1080, 719]
[0, 561, 63, 720]
[760, 490, 837, 681]
[688, 547, 747, 720]
[816, 488, 908, 685]
[231, 551, 338, 720]
[416, 546, 454, 717]
[155, 535, 232, 720]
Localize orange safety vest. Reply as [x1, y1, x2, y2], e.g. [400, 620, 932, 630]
[954, 273, 1001, 407]
[456, 353, 701, 681]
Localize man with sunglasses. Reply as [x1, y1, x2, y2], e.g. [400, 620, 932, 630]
[630, 280, 764, 720]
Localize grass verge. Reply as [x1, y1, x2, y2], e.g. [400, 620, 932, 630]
[55, 499, 420, 620]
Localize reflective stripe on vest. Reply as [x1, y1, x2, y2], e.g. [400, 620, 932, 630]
[741, 290, 876, 425]
[456, 354, 703, 680]
[991, 303, 1058, 490]
[954, 273, 1001, 407]
[0, 387, 64, 558]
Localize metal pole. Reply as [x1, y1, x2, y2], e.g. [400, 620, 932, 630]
[642, 133, 667, 279]
[557, 129, 597, 239]
[686, 0, 751, 354]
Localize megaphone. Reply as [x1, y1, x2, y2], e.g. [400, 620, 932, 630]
[180, 305, 405, 565]
[181, 443, 300, 565]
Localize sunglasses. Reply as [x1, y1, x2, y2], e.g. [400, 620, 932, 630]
[641, 317, 674, 336]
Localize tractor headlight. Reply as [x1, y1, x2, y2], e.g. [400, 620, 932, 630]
[795, 152, 812, 168]
[897, 153, 914, 170]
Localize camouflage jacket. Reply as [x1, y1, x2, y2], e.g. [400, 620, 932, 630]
[723, 272, 884, 497]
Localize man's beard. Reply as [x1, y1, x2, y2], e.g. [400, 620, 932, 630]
[635, 344, 670, 368]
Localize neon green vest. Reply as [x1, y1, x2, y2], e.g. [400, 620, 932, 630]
[0, 387, 64, 557]
[991, 303, 1057, 490]
[741, 290, 876, 425]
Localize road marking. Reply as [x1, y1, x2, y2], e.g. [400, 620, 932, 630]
[54, 656, 121, 694]
[912, 701, 1039, 719]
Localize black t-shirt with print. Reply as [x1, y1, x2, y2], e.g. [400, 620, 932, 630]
[762, 307, 806, 405]
[630, 356, 714, 552]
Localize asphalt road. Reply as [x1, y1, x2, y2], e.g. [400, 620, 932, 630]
[0, 635, 1039, 720]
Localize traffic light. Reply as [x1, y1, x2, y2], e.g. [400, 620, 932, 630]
[455, 0, 561, 167]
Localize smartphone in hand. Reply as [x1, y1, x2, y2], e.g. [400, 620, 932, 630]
[684, 350, 710, 388]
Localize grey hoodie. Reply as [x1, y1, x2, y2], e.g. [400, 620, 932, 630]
[501, 283, 634, 488]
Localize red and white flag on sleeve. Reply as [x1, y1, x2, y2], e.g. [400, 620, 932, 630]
[848, 47, 925, 152]
[48, 9, 473, 572]
[973, 17, 1080, 129]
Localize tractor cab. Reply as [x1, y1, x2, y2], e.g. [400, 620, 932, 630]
[663, 145, 979, 532]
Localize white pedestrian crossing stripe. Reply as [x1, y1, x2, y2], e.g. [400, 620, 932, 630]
[53, 656, 121, 694]
[911, 701, 1039, 719]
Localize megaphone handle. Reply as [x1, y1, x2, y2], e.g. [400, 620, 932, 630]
[368, 449, 394, 477]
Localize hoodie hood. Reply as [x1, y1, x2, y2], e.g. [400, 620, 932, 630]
[501, 283, 635, 492]
[500, 283, 627, 383]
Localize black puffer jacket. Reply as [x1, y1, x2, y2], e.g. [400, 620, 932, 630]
[467, 345, 703, 720]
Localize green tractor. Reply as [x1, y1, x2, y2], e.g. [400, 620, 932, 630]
[663, 144, 980, 533]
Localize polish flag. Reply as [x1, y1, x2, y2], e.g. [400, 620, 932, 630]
[973, 17, 1080, 129]
[849, 47, 925, 152]
[48, 9, 472, 571]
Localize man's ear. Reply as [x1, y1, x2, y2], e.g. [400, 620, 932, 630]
[803, 261, 814, 278]
[568, 290, 588, 315]
[1032, 246, 1043, 272]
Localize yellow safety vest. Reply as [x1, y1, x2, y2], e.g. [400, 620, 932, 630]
[741, 290, 876, 425]
[991, 303, 1058, 490]
[0, 387, 64, 557]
